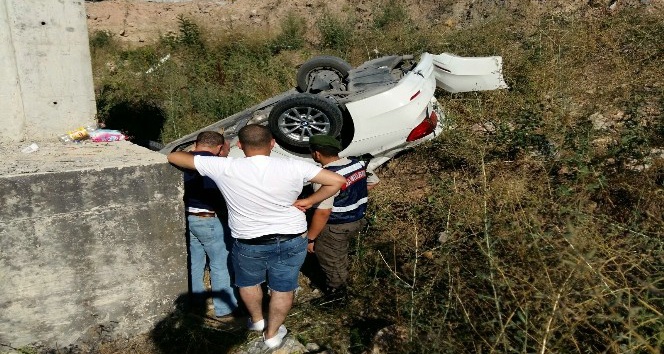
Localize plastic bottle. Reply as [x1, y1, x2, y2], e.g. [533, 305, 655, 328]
[59, 123, 98, 143]
[21, 143, 39, 153]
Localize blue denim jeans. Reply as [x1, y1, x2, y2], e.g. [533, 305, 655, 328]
[232, 235, 307, 292]
[187, 215, 238, 317]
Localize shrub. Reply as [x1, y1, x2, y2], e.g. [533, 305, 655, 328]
[317, 12, 355, 51]
[373, 0, 408, 29]
[89, 29, 114, 49]
[175, 15, 204, 50]
[270, 13, 306, 53]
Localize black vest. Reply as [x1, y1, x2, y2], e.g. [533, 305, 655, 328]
[326, 159, 368, 224]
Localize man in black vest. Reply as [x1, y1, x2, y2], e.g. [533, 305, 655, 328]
[306, 135, 379, 296]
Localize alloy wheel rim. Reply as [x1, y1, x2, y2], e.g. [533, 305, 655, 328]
[277, 106, 331, 142]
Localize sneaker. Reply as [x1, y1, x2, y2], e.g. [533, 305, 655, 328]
[263, 325, 288, 349]
[247, 318, 265, 331]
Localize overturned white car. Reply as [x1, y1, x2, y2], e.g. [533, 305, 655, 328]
[160, 52, 507, 169]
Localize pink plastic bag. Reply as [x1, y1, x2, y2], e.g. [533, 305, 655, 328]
[89, 129, 127, 142]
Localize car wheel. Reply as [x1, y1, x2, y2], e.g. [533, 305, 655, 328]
[268, 94, 343, 148]
[297, 56, 352, 93]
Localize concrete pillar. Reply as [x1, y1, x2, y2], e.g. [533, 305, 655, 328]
[0, 0, 96, 142]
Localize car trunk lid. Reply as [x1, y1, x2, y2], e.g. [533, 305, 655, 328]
[431, 53, 508, 93]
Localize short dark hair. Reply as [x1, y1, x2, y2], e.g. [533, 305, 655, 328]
[309, 144, 340, 157]
[238, 124, 273, 149]
[196, 131, 224, 147]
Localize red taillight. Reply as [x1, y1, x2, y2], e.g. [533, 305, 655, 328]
[410, 90, 421, 101]
[406, 110, 438, 142]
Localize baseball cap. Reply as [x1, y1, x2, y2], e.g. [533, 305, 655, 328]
[309, 135, 342, 150]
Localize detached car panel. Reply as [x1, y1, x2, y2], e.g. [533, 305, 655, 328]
[433, 53, 508, 93]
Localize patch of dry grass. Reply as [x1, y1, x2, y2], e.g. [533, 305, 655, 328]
[351, 6, 663, 353]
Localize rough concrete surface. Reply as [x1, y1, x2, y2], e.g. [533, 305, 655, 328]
[0, 140, 166, 176]
[0, 141, 188, 348]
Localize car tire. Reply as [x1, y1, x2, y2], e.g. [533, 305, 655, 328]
[296, 56, 352, 93]
[268, 94, 343, 148]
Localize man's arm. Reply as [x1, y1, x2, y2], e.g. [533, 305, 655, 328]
[167, 151, 196, 170]
[306, 207, 332, 253]
[293, 169, 345, 211]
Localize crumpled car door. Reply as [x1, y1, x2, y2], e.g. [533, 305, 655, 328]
[433, 53, 508, 93]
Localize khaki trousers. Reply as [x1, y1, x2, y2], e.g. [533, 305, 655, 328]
[315, 219, 366, 290]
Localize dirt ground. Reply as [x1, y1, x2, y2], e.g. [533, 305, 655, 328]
[85, 0, 659, 45]
[85, 0, 383, 45]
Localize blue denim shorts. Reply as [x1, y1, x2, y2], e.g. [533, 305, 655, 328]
[232, 234, 307, 292]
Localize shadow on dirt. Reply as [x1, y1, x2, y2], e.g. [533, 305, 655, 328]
[149, 293, 249, 354]
[348, 317, 392, 354]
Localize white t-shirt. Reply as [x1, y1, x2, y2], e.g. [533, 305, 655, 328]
[194, 155, 322, 239]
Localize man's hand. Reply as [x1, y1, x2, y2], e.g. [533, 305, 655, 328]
[292, 169, 344, 211]
[305, 208, 331, 253]
[292, 198, 314, 211]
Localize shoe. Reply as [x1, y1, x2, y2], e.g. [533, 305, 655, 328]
[311, 286, 348, 309]
[263, 325, 288, 349]
[247, 318, 265, 331]
[325, 285, 347, 298]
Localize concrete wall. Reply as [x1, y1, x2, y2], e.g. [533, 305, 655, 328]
[0, 0, 96, 142]
[0, 0, 190, 348]
[0, 156, 187, 348]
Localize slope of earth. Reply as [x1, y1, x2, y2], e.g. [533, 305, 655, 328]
[85, 0, 658, 45]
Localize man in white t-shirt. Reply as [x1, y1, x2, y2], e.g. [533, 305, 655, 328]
[167, 124, 345, 349]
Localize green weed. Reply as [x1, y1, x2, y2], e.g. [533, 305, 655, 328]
[270, 13, 306, 53]
[317, 12, 356, 52]
[89, 30, 114, 50]
[373, 0, 408, 29]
